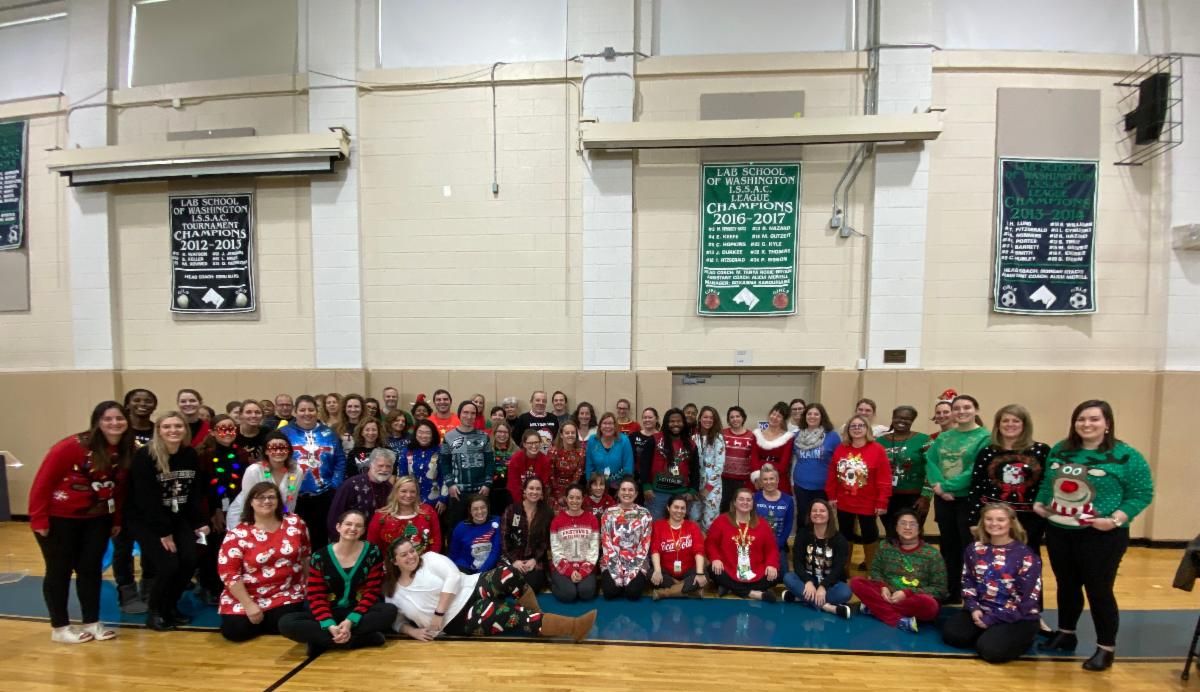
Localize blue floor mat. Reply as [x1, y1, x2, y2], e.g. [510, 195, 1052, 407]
[4, 577, 1190, 659]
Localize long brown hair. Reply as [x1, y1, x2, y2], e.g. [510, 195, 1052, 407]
[242, 481, 285, 523]
[990, 404, 1034, 450]
[82, 401, 134, 472]
[382, 537, 419, 595]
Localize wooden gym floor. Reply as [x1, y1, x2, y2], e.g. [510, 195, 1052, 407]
[0, 523, 1193, 692]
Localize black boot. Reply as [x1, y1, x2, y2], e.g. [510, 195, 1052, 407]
[146, 611, 176, 632]
[118, 583, 148, 615]
[166, 604, 192, 626]
[1082, 648, 1114, 671]
[1039, 631, 1078, 652]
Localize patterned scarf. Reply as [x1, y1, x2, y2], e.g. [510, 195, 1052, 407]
[794, 428, 825, 452]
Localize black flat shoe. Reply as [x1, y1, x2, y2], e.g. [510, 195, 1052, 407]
[146, 612, 176, 632]
[1038, 626, 1056, 639]
[1039, 631, 1078, 652]
[1082, 648, 1114, 671]
[166, 607, 191, 626]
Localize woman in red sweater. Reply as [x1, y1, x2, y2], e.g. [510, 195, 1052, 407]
[826, 415, 892, 570]
[29, 401, 133, 643]
[367, 476, 442, 554]
[720, 406, 754, 512]
[750, 402, 795, 493]
[705, 487, 781, 601]
[507, 430, 551, 503]
[650, 495, 708, 599]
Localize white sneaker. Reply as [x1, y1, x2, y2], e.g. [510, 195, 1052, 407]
[80, 622, 117, 640]
[50, 625, 94, 644]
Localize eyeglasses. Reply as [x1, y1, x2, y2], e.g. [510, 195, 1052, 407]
[214, 425, 237, 433]
[252, 495, 279, 504]
[896, 521, 920, 528]
[847, 424, 866, 430]
[266, 443, 291, 452]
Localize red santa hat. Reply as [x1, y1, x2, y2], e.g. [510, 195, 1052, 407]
[937, 388, 958, 404]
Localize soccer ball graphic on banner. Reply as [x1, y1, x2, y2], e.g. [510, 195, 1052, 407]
[1069, 293, 1089, 309]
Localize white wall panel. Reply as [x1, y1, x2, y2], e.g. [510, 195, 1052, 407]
[656, 0, 850, 56]
[0, 17, 67, 102]
[380, 0, 567, 68]
[943, 0, 1136, 54]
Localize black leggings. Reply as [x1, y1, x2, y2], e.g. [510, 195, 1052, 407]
[837, 510, 880, 545]
[35, 515, 112, 627]
[883, 493, 927, 538]
[942, 610, 1039, 663]
[132, 521, 198, 613]
[934, 496, 972, 600]
[1045, 525, 1129, 647]
[111, 527, 155, 586]
[599, 571, 648, 601]
[221, 602, 305, 642]
[719, 478, 746, 513]
[296, 492, 333, 550]
[278, 602, 397, 646]
[709, 569, 780, 598]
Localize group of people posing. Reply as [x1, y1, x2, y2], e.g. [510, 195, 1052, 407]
[29, 386, 1153, 671]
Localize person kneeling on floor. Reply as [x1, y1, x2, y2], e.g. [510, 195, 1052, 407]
[941, 503, 1042, 663]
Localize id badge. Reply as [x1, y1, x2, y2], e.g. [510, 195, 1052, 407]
[221, 497, 231, 512]
[673, 559, 682, 574]
[736, 551, 755, 581]
[107, 498, 116, 514]
[512, 514, 521, 527]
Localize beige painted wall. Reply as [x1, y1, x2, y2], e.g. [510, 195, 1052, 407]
[0, 113, 73, 370]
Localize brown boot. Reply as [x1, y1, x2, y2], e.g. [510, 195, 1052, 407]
[538, 610, 596, 643]
[654, 580, 686, 600]
[863, 541, 879, 572]
[518, 587, 542, 614]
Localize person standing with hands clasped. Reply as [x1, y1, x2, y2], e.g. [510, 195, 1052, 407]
[826, 415, 891, 571]
[125, 411, 211, 631]
[1034, 400, 1154, 672]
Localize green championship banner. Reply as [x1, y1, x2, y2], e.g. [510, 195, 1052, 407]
[697, 162, 800, 316]
[993, 158, 1098, 315]
[0, 121, 27, 251]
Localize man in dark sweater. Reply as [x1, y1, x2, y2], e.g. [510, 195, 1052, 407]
[513, 390, 560, 453]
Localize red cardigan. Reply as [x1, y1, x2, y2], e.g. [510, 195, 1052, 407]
[28, 435, 126, 532]
[825, 441, 892, 516]
[704, 514, 780, 583]
[506, 450, 551, 500]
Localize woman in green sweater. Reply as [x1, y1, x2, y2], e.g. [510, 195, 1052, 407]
[924, 394, 990, 603]
[1034, 400, 1154, 672]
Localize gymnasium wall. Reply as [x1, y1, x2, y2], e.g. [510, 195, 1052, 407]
[0, 0, 1195, 542]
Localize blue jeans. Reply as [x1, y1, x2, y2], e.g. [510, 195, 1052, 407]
[782, 573, 851, 608]
[645, 490, 676, 520]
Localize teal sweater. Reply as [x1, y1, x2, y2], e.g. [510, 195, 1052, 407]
[1035, 440, 1154, 530]
[925, 427, 991, 496]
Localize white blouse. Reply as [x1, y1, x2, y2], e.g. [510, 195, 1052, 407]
[385, 551, 479, 631]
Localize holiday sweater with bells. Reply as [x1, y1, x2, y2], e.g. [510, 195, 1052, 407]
[967, 442, 1050, 523]
[125, 445, 207, 537]
[501, 503, 552, 568]
[600, 504, 653, 586]
[867, 539, 947, 600]
[651, 518, 705, 579]
[29, 434, 127, 532]
[704, 514, 780, 583]
[792, 527, 850, 587]
[217, 514, 310, 615]
[1034, 440, 1154, 529]
[367, 504, 442, 555]
[550, 511, 600, 577]
[825, 441, 892, 516]
[961, 540, 1042, 626]
[306, 541, 386, 629]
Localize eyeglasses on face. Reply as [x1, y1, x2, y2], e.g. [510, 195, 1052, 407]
[265, 443, 291, 452]
[252, 495, 279, 503]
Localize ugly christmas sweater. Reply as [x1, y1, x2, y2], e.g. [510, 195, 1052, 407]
[550, 511, 600, 577]
[825, 441, 892, 516]
[961, 540, 1042, 625]
[967, 442, 1050, 523]
[305, 541, 386, 629]
[442, 428, 494, 494]
[280, 422, 346, 496]
[448, 516, 502, 574]
[28, 434, 126, 532]
[600, 504, 653, 586]
[867, 539, 947, 600]
[1034, 440, 1154, 529]
[878, 432, 931, 497]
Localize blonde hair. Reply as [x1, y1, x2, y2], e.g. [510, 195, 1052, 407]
[972, 502, 1028, 545]
[148, 411, 192, 475]
[381, 475, 421, 517]
[842, 415, 876, 443]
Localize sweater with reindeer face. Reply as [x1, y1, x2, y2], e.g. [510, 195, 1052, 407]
[1034, 440, 1154, 530]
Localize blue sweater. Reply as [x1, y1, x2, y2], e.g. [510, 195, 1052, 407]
[754, 491, 795, 552]
[792, 430, 841, 491]
[281, 422, 346, 496]
[449, 517, 502, 574]
[585, 434, 634, 481]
